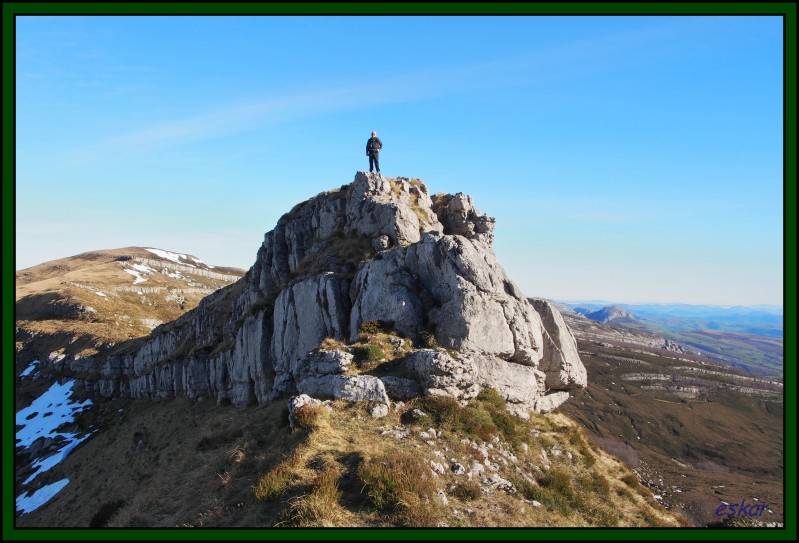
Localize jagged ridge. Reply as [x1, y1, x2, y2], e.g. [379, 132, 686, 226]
[61, 173, 587, 416]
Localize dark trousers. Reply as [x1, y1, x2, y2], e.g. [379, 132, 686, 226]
[368, 153, 380, 173]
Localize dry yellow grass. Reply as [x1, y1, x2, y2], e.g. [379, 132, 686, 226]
[247, 393, 683, 528]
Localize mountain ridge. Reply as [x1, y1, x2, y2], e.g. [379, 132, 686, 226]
[15, 173, 685, 527]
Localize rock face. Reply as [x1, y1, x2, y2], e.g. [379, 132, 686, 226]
[62, 172, 586, 416]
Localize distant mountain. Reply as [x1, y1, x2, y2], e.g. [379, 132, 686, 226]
[578, 305, 637, 324]
[562, 300, 783, 377]
[566, 302, 783, 338]
[15, 246, 245, 369]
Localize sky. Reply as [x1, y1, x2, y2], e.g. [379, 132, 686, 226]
[15, 16, 783, 306]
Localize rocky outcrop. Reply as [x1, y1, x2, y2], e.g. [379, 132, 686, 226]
[530, 298, 587, 391]
[296, 375, 389, 404]
[61, 172, 586, 416]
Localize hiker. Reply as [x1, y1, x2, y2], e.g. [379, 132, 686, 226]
[366, 131, 383, 173]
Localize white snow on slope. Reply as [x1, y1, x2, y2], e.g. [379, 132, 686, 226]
[95, 291, 107, 297]
[124, 262, 157, 285]
[16, 380, 93, 486]
[146, 247, 192, 266]
[48, 352, 66, 363]
[20, 360, 39, 378]
[131, 262, 155, 274]
[23, 434, 92, 485]
[190, 256, 214, 268]
[123, 268, 147, 285]
[163, 269, 184, 280]
[16, 479, 70, 514]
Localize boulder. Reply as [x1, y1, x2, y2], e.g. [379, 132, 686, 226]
[534, 391, 571, 413]
[293, 348, 353, 381]
[379, 376, 421, 400]
[529, 299, 587, 390]
[296, 374, 389, 404]
[431, 192, 496, 245]
[407, 349, 544, 413]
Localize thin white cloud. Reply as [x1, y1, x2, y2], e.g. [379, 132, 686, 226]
[62, 19, 690, 163]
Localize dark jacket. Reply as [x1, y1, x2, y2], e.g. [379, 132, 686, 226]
[366, 136, 383, 155]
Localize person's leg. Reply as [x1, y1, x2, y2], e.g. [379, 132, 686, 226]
[369, 155, 375, 172]
[375, 153, 380, 173]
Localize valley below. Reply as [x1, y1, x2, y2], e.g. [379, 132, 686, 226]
[559, 310, 783, 526]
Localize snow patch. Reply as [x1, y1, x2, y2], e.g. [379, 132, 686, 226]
[140, 318, 163, 331]
[190, 256, 214, 268]
[20, 360, 39, 378]
[95, 291, 107, 297]
[48, 352, 66, 363]
[145, 248, 193, 266]
[15, 380, 93, 486]
[123, 267, 148, 285]
[23, 434, 92, 485]
[163, 269, 184, 280]
[131, 262, 156, 274]
[16, 479, 70, 514]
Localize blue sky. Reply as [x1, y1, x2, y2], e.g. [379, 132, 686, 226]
[15, 16, 783, 305]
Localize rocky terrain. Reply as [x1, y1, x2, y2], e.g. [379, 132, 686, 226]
[51, 173, 587, 415]
[557, 309, 784, 526]
[15, 246, 244, 382]
[15, 172, 681, 527]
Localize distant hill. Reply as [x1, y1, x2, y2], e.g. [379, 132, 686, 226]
[567, 302, 783, 338]
[577, 305, 637, 324]
[563, 301, 783, 377]
[15, 246, 245, 372]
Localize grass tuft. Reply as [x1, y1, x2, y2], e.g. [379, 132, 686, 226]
[357, 450, 441, 526]
[291, 404, 325, 433]
[253, 450, 303, 502]
[281, 461, 345, 527]
[451, 480, 482, 501]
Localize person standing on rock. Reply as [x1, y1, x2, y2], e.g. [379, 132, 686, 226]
[366, 131, 383, 174]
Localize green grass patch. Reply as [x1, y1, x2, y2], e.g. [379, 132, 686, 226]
[413, 388, 534, 448]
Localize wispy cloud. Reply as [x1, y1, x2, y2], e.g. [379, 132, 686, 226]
[63, 19, 690, 163]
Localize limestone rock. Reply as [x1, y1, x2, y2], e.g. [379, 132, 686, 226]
[379, 375, 421, 400]
[530, 298, 587, 390]
[64, 172, 585, 416]
[534, 391, 571, 413]
[370, 403, 389, 418]
[432, 192, 496, 245]
[407, 349, 544, 413]
[296, 374, 389, 404]
[293, 348, 353, 381]
[271, 273, 350, 393]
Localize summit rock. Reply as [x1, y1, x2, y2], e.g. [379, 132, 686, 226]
[60, 172, 586, 416]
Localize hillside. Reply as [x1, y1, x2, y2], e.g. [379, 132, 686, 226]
[15, 173, 680, 527]
[15, 247, 244, 410]
[15, 246, 242, 348]
[577, 305, 637, 325]
[557, 309, 784, 526]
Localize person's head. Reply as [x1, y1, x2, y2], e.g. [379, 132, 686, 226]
[371, 131, 377, 137]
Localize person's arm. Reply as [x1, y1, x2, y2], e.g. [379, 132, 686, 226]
[366, 139, 370, 156]
[377, 138, 383, 150]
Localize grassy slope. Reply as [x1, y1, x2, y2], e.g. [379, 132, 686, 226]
[562, 343, 784, 526]
[17, 391, 681, 528]
[15, 247, 244, 367]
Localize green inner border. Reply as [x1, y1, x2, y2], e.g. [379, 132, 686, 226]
[2, 2, 795, 541]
